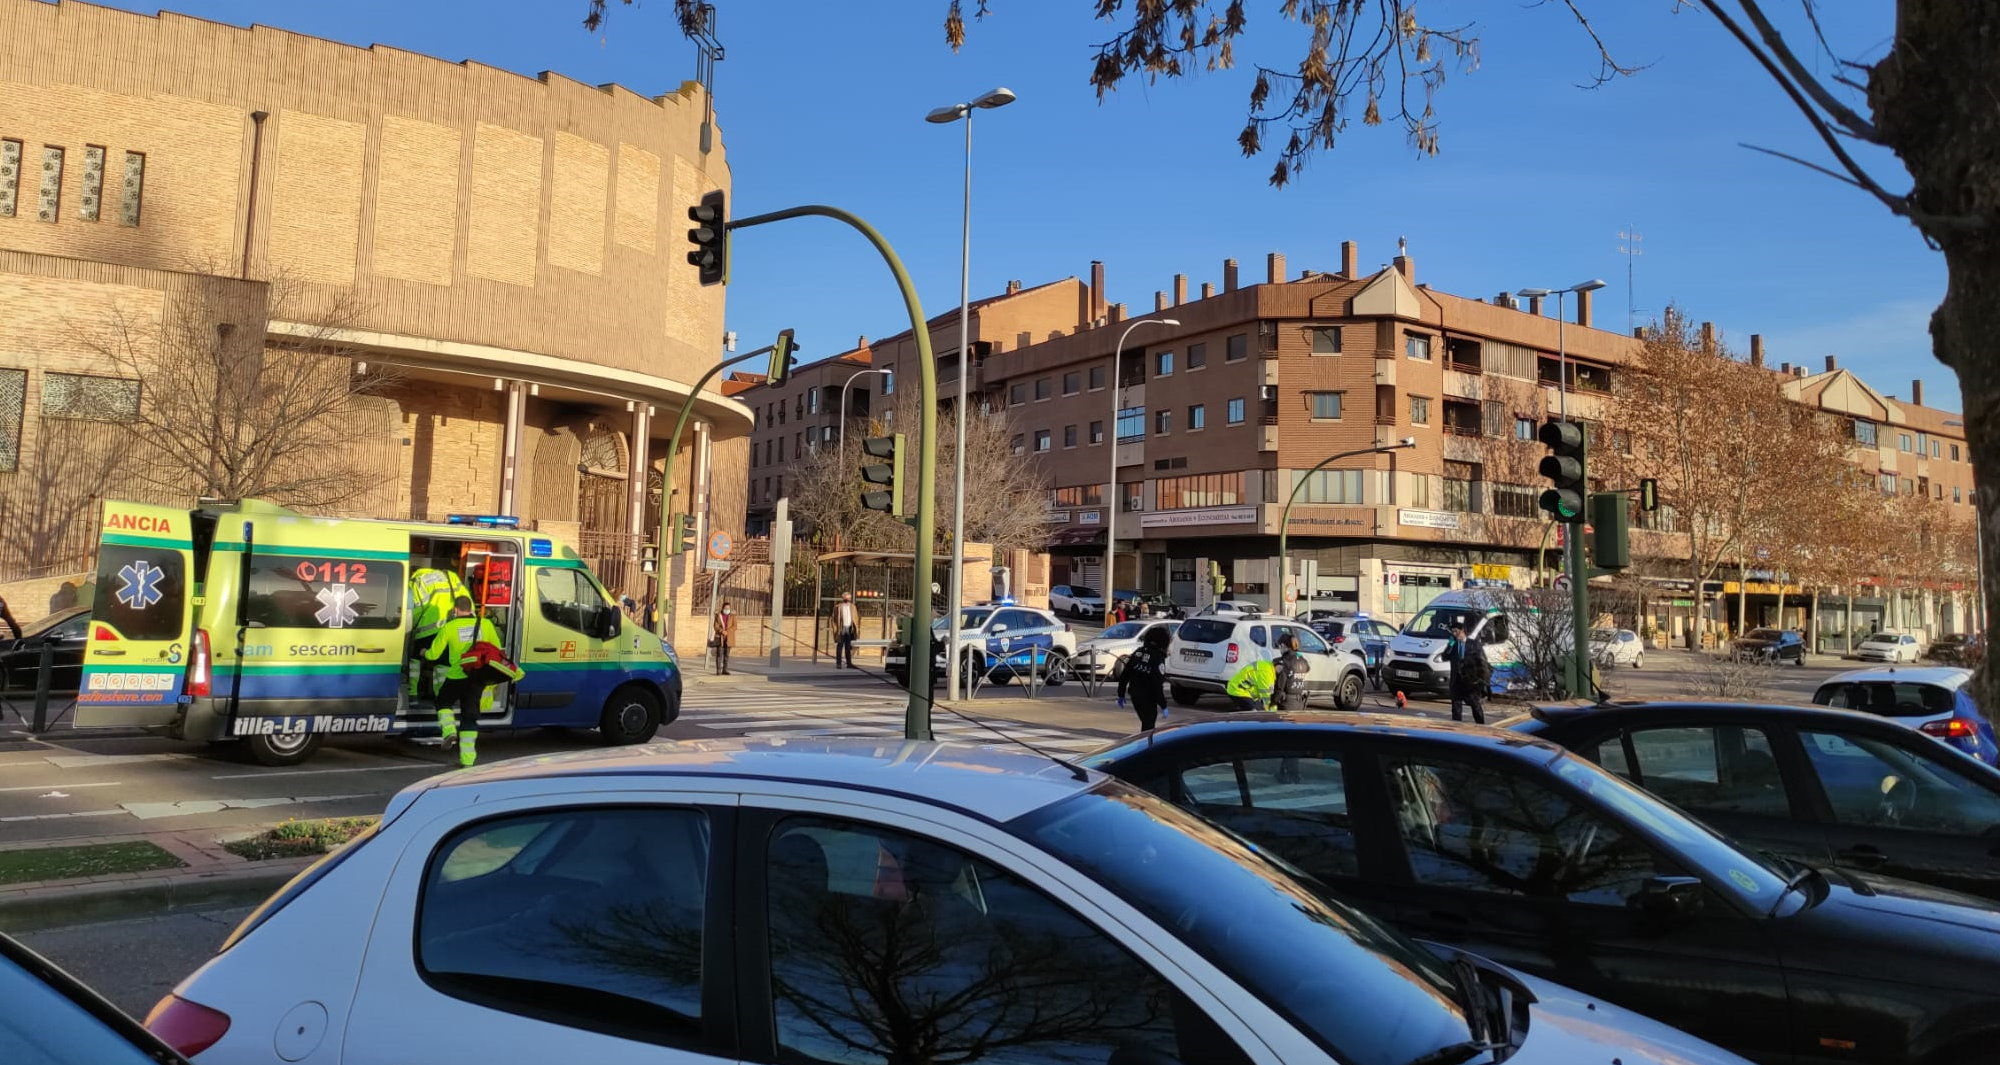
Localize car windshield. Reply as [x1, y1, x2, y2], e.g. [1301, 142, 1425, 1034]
[1549, 753, 1790, 903]
[1406, 604, 1476, 637]
[1861, 634, 1898, 645]
[1067, 586, 1100, 599]
[1590, 628, 1617, 642]
[933, 609, 995, 633]
[1013, 784, 1466, 1065]
[1098, 621, 1146, 640]
[1745, 628, 1783, 641]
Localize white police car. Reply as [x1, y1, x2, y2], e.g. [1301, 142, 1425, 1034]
[885, 603, 1077, 687]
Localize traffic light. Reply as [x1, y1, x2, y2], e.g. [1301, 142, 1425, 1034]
[1638, 477, 1660, 512]
[1209, 561, 1226, 596]
[1590, 492, 1631, 570]
[671, 512, 696, 555]
[860, 434, 905, 516]
[686, 189, 727, 286]
[640, 543, 660, 573]
[1537, 419, 1587, 523]
[769, 328, 799, 385]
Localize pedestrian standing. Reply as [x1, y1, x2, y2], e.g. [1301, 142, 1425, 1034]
[1446, 622, 1491, 725]
[712, 601, 736, 675]
[832, 592, 860, 668]
[1117, 625, 1171, 730]
[1272, 632, 1311, 712]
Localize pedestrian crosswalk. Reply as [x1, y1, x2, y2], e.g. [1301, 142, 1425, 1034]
[677, 683, 1116, 754]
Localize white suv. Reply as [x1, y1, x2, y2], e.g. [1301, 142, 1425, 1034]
[1165, 615, 1368, 710]
[1049, 584, 1106, 618]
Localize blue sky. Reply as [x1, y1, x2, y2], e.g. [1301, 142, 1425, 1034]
[96, 1, 1951, 409]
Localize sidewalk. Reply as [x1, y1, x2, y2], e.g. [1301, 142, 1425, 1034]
[0, 827, 313, 932]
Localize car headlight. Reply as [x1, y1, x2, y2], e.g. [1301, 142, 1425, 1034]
[660, 638, 679, 665]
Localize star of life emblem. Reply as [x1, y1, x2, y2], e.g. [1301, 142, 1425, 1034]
[315, 583, 361, 628]
[115, 560, 165, 610]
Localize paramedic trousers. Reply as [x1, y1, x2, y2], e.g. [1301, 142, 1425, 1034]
[435, 678, 482, 767]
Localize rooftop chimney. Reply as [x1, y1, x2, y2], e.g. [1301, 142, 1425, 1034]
[1340, 241, 1358, 278]
[1005, 279, 1022, 294]
[1700, 322, 1715, 353]
[1825, 354, 1838, 372]
[1223, 259, 1239, 292]
[1111, 302, 1128, 323]
[857, 335, 868, 349]
[1154, 290, 1168, 312]
[1749, 334, 1764, 368]
[1528, 295, 1543, 317]
[1575, 287, 1592, 328]
[1913, 379, 1926, 406]
[1795, 366, 1806, 378]
[1780, 362, 1791, 375]
[1173, 274, 1187, 306]
[1267, 252, 1286, 284]
[1201, 282, 1214, 299]
[1089, 260, 1107, 322]
[1392, 251, 1413, 281]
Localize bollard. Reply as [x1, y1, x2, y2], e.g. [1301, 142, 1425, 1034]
[32, 640, 55, 733]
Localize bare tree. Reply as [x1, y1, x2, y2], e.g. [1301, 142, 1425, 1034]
[1486, 587, 1575, 700]
[71, 270, 394, 509]
[789, 389, 1052, 556]
[0, 415, 123, 582]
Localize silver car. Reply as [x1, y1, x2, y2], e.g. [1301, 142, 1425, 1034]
[155, 740, 1753, 1065]
[1073, 618, 1181, 679]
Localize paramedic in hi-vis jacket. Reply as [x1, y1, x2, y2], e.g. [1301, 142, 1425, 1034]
[426, 596, 521, 768]
[407, 565, 468, 698]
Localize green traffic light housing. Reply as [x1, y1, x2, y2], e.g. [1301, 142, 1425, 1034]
[671, 512, 697, 555]
[1537, 419, 1588, 523]
[859, 434, 905, 517]
[686, 189, 727, 286]
[769, 328, 799, 385]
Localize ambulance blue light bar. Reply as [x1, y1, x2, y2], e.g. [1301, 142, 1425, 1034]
[445, 514, 521, 528]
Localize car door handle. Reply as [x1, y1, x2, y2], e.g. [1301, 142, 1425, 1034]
[533, 646, 559, 653]
[1836, 845, 1890, 870]
[89, 649, 126, 657]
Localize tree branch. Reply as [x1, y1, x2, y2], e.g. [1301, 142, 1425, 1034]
[1733, 0, 1879, 140]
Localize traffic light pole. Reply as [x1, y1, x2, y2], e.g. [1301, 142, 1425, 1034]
[727, 205, 940, 740]
[653, 343, 776, 645]
[1566, 517, 1592, 698]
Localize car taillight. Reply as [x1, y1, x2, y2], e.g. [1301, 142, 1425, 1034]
[186, 629, 212, 697]
[145, 994, 231, 1057]
[1921, 718, 1976, 739]
[1226, 643, 1239, 664]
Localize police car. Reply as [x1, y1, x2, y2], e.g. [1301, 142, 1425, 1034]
[885, 601, 1077, 687]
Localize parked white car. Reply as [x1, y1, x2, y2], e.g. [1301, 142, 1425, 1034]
[1590, 627, 1645, 668]
[1072, 618, 1181, 679]
[1855, 631, 1922, 663]
[1191, 599, 1264, 618]
[1049, 583, 1106, 618]
[151, 740, 1753, 1065]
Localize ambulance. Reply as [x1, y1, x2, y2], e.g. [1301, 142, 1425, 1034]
[75, 499, 680, 765]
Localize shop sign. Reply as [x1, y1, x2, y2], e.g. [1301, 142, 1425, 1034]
[1471, 563, 1511, 581]
[1140, 506, 1258, 529]
[1078, 510, 1101, 525]
[1398, 509, 1461, 530]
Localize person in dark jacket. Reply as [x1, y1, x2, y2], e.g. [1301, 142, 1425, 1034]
[1117, 625, 1171, 730]
[1446, 622, 1491, 724]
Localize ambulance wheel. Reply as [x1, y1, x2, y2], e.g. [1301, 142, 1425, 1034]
[599, 685, 661, 745]
[242, 731, 324, 767]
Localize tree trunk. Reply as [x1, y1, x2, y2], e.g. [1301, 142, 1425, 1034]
[1870, 0, 2000, 711]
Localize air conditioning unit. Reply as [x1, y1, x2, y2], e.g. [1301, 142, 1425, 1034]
[1260, 384, 1277, 401]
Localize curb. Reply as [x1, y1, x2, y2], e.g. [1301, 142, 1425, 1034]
[0, 858, 311, 933]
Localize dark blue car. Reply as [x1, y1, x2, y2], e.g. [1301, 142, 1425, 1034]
[1730, 627, 1805, 665]
[1299, 610, 1393, 684]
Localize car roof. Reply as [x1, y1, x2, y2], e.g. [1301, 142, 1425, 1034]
[1821, 665, 1971, 687]
[1520, 698, 1935, 729]
[416, 737, 1099, 822]
[1095, 712, 1566, 758]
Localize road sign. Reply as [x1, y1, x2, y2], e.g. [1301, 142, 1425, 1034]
[1553, 574, 1572, 592]
[707, 530, 733, 560]
[704, 558, 730, 573]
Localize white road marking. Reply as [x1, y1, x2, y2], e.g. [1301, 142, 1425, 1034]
[0, 781, 122, 793]
[0, 808, 124, 823]
[39, 753, 196, 769]
[121, 794, 372, 820]
[210, 764, 436, 781]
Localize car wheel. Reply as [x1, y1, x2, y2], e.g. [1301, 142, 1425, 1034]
[1170, 683, 1201, 707]
[887, 668, 908, 687]
[599, 685, 662, 745]
[241, 730, 325, 767]
[1632, 654, 1643, 669]
[1043, 653, 1070, 687]
[1334, 671, 1364, 711]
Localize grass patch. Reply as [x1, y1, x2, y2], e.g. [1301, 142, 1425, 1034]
[224, 817, 378, 862]
[0, 841, 187, 886]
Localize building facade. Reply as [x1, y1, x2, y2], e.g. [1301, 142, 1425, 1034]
[0, 0, 746, 645]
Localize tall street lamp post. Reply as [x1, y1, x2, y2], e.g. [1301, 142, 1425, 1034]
[1103, 317, 1178, 627]
[928, 86, 1016, 701]
[837, 368, 893, 452]
[1277, 439, 1418, 609]
[1516, 279, 1608, 696]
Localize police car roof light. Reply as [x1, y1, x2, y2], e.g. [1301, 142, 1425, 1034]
[445, 514, 521, 528]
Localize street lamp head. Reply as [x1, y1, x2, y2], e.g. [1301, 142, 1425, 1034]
[1571, 279, 1608, 294]
[1158, 318, 1181, 327]
[972, 87, 1017, 109]
[925, 103, 968, 124]
[1400, 437, 1417, 448]
[1516, 288, 1553, 299]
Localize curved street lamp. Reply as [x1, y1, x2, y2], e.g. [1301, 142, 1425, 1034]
[1277, 438, 1418, 613]
[837, 367, 893, 452]
[1103, 317, 1178, 626]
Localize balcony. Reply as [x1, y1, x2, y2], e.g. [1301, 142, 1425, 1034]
[1260, 421, 1280, 452]
[1443, 433, 1486, 463]
[1442, 369, 1481, 400]
[1374, 359, 1397, 387]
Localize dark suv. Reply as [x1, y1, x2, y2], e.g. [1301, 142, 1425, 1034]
[1730, 627, 1805, 665]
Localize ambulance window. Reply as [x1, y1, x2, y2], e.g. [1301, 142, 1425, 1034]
[91, 546, 186, 642]
[537, 568, 605, 635]
[1481, 613, 1510, 645]
[244, 557, 405, 631]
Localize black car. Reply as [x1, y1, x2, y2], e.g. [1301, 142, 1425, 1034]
[1084, 714, 2000, 1065]
[1, 931, 193, 1064]
[1731, 627, 1806, 665]
[0, 606, 89, 698]
[1506, 699, 2000, 903]
[1927, 633, 1983, 666]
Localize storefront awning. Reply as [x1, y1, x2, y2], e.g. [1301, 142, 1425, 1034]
[1047, 528, 1107, 548]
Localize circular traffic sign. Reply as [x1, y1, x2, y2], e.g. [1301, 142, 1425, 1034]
[1552, 574, 1572, 592]
[707, 530, 733, 560]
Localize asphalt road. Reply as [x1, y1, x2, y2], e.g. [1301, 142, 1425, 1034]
[19, 904, 253, 1017]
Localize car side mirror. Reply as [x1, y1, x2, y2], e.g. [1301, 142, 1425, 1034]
[991, 624, 1009, 634]
[598, 605, 623, 640]
[1632, 875, 1704, 924]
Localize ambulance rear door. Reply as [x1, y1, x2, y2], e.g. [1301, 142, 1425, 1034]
[221, 517, 410, 730]
[76, 502, 196, 729]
